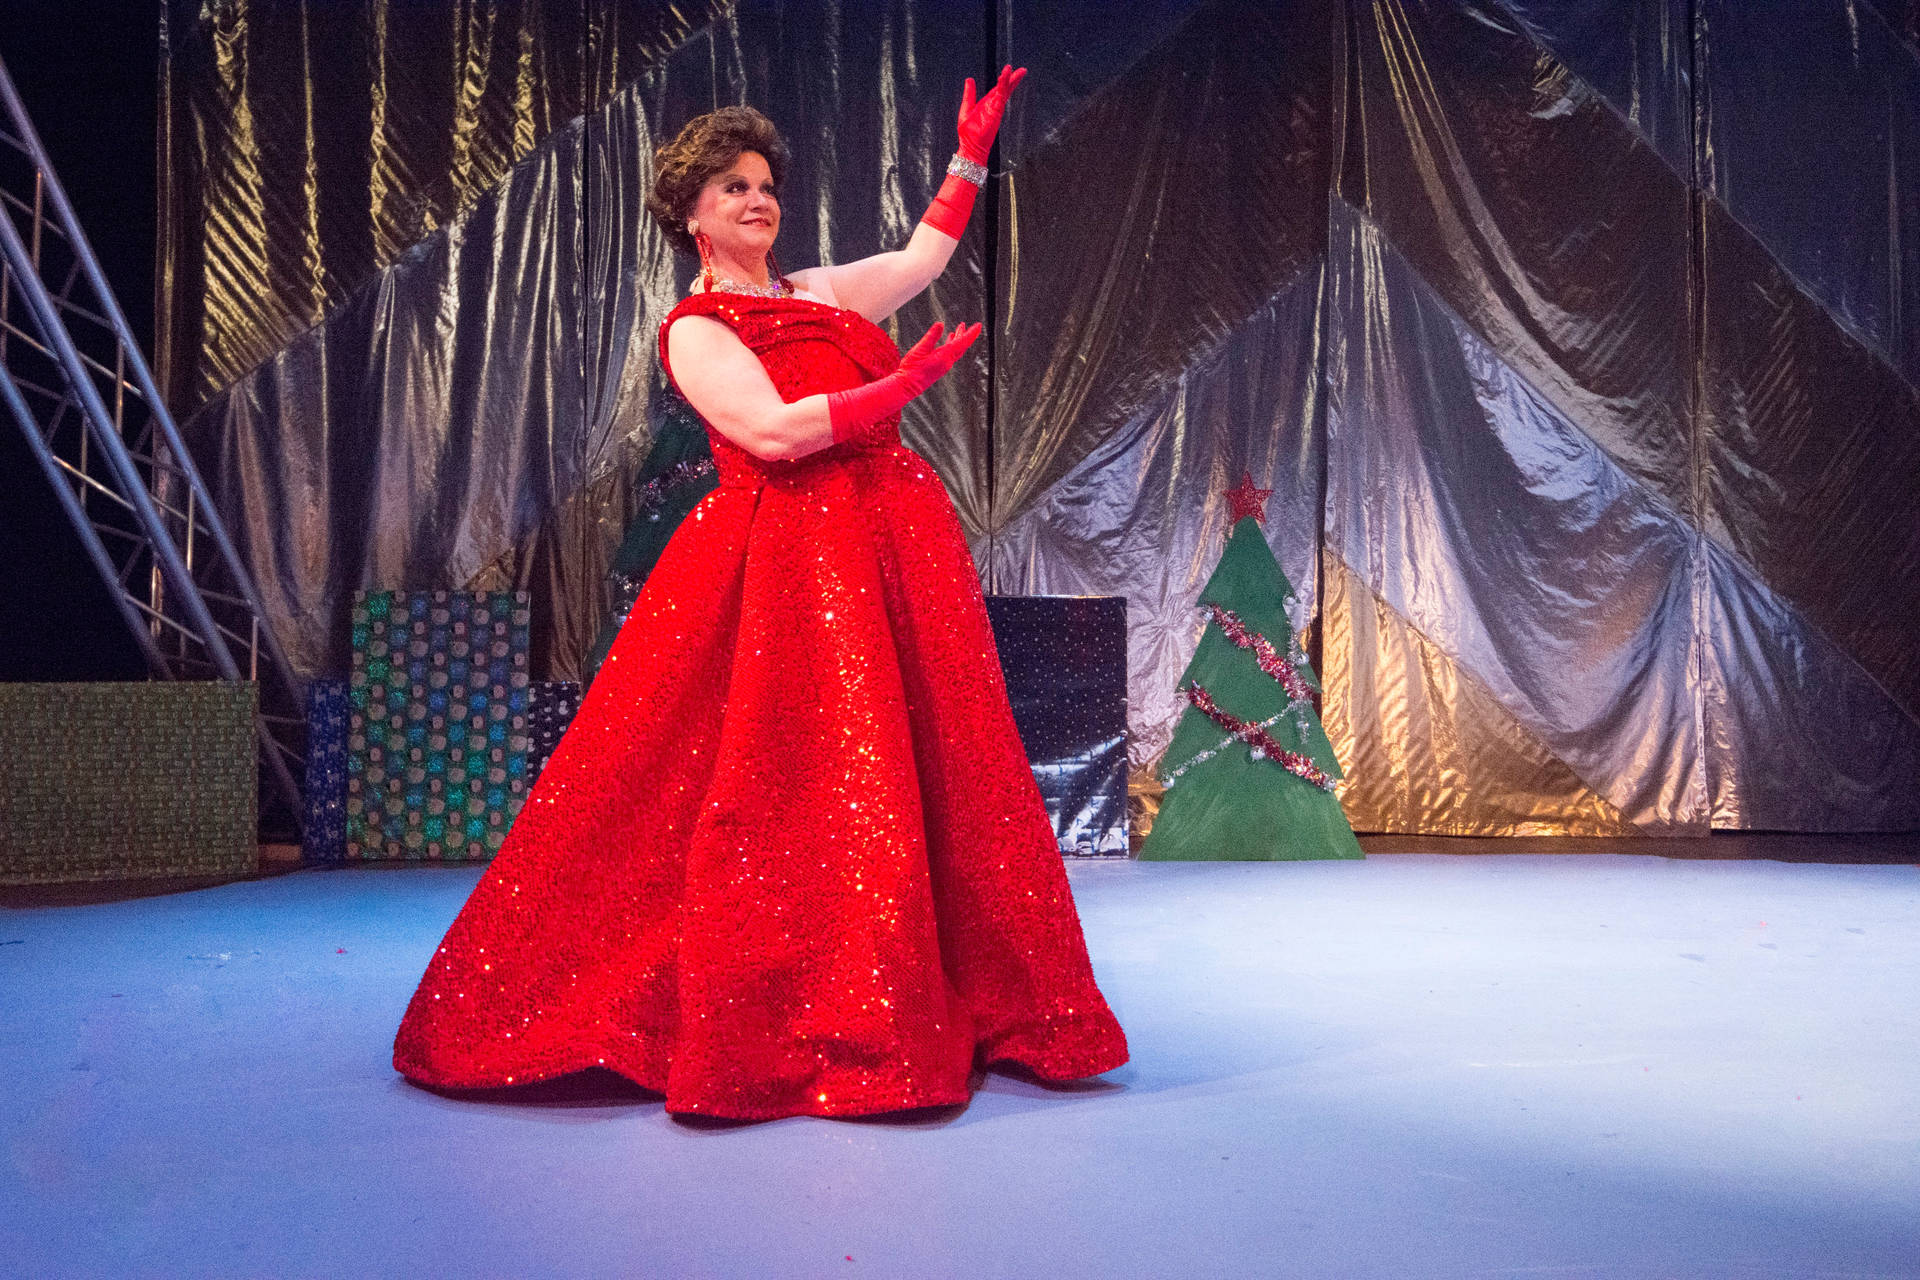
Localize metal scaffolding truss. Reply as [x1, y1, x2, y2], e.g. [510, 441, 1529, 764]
[0, 55, 305, 837]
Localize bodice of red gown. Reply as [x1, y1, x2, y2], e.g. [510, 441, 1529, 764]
[657, 289, 909, 478]
[392, 292, 1128, 1120]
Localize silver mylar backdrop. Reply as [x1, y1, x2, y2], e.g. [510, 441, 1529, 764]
[168, 0, 1920, 834]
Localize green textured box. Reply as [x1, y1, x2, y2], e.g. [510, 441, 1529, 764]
[0, 682, 258, 884]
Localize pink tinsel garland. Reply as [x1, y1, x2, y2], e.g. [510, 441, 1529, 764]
[1182, 681, 1335, 792]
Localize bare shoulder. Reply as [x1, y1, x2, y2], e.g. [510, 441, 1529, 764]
[666, 313, 758, 382]
[665, 311, 739, 352]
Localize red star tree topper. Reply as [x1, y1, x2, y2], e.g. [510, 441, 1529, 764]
[1224, 470, 1274, 525]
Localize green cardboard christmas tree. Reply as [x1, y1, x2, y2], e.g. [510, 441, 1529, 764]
[1138, 472, 1362, 861]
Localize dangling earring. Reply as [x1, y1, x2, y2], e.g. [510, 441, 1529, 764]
[691, 224, 715, 293]
[766, 246, 789, 296]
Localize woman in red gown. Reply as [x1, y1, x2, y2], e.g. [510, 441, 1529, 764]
[393, 68, 1128, 1121]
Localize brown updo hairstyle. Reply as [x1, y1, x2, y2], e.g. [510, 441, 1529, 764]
[647, 106, 791, 258]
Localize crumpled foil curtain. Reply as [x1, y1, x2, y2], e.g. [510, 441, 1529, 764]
[988, 0, 1331, 772]
[992, 0, 1918, 831]
[991, 275, 1328, 773]
[181, 122, 589, 680]
[157, 0, 723, 415]
[1318, 0, 1920, 831]
[1321, 204, 1705, 833]
[1488, 0, 1691, 174]
[172, 0, 1920, 831]
[1698, 0, 1920, 383]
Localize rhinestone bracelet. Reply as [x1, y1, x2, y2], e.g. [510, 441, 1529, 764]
[947, 153, 988, 185]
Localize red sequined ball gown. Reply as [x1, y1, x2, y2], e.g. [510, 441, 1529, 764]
[392, 291, 1129, 1119]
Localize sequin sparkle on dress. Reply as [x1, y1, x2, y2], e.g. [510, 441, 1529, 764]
[391, 292, 1129, 1119]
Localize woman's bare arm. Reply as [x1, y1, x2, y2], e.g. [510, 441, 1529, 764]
[664, 315, 836, 461]
[786, 222, 961, 323]
[783, 68, 1023, 323]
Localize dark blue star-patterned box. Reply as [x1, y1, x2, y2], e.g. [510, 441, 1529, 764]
[984, 595, 1130, 858]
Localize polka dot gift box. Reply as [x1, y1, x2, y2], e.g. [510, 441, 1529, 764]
[344, 590, 531, 861]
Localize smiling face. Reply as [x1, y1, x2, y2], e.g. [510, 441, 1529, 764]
[689, 150, 780, 269]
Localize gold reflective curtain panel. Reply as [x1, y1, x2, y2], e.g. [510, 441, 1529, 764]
[165, 0, 1920, 834]
[157, 0, 724, 411]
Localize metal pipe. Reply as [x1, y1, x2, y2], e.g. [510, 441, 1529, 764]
[0, 55, 307, 720]
[0, 362, 173, 677]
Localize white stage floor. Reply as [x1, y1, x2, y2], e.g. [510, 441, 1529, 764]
[4, 852, 1917, 1278]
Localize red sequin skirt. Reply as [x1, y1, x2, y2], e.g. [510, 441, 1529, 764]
[392, 444, 1129, 1119]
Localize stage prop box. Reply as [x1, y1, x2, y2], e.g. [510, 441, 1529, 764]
[302, 679, 349, 862]
[984, 595, 1130, 858]
[342, 590, 531, 861]
[0, 682, 257, 884]
[526, 680, 584, 784]
[311, 672, 575, 862]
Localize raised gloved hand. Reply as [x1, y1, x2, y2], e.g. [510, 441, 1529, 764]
[921, 65, 1027, 240]
[828, 321, 983, 447]
[956, 64, 1027, 165]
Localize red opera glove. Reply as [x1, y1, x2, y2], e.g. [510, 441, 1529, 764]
[828, 321, 982, 447]
[957, 64, 1026, 165]
[920, 65, 1027, 240]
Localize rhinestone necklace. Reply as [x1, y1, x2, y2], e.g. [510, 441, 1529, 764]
[699, 273, 793, 299]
